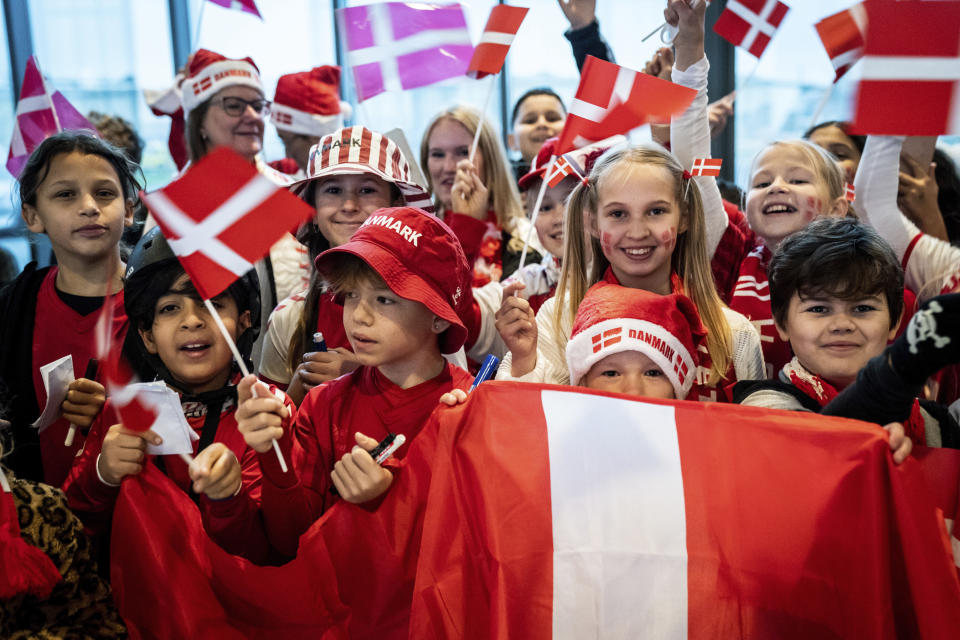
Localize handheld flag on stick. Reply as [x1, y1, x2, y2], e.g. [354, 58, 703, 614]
[6, 57, 97, 178]
[140, 147, 316, 472]
[337, 2, 473, 102]
[815, 3, 866, 82]
[690, 157, 722, 177]
[713, 0, 790, 59]
[845, 182, 856, 202]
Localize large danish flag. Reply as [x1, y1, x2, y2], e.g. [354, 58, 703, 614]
[140, 147, 315, 300]
[6, 57, 97, 178]
[466, 5, 528, 79]
[713, 0, 790, 59]
[556, 55, 696, 154]
[853, 0, 960, 136]
[815, 3, 867, 82]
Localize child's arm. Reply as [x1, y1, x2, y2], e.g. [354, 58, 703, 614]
[59, 378, 105, 431]
[666, 0, 728, 259]
[330, 432, 394, 504]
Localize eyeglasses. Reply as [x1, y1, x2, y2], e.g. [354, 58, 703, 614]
[212, 96, 271, 117]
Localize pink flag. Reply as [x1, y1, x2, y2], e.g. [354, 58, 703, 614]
[6, 57, 97, 178]
[207, 0, 261, 18]
[713, 0, 790, 59]
[466, 5, 528, 79]
[139, 147, 315, 300]
[337, 2, 473, 102]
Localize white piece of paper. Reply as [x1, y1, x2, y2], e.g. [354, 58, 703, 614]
[31, 355, 75, 432]
[115, 381, 198, 456]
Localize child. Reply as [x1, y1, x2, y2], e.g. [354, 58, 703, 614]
[420, 106, 544, 285]
[236, 206, 473, 556]
[803, 121, 865, 184]
[0, 132, 140, 487]
[63, 228, 284, 564]
[258, 125, 432, 405]
[507, 88, 566, 180]
[496, 2, 764, 402]
[734, 218, 959, 449]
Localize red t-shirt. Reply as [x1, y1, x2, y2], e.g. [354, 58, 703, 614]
[31, 268, 128, 487]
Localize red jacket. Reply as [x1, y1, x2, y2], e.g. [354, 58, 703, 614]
[63, 383, 293, 565]
[257, 362, 473, 556]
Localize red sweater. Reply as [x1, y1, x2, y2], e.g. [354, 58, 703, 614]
[63, 384, 292, 565]
[32, 268, 128, 487]
[258, 362, 473, 556]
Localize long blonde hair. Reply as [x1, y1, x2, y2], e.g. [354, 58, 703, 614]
[420, 106, 526, 239]
[747, 140, 850, 215]
[555, 145, 733, 383]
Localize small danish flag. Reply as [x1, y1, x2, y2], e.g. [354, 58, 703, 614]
[546, 155, 582, 188]
[845, 182, 856, 202]
[713, 0, 790, 59]
[591, 328, 623, 353]
[690, 158, 723, 177]
[140, 147, 315, 300]
[467, 5, 528, 79]
[815, 3, 867, 82]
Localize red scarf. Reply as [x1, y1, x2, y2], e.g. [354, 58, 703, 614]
[0, 471, 61, 598]
[783, 357, 927, 445]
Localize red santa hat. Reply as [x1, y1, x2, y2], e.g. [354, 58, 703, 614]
[271, 66, 352, 138]
[566, 282, 706, 399]
[180, 48, 263, 116]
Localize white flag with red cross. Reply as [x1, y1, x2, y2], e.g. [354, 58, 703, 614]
[556, 56, 696, 154]
[853, 0, 960, 136]
[713, 0, 790, 59]
[466, 5, 528, 79]
[690, 157, 723, 177]
[815, 3, 867, 82]
[139, 147, 315, 300]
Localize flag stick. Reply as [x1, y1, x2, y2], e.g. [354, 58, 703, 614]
[469, 76, 496, 163]
[202, 298, 288, 473]
[641, 20, 671, 43]
[192, 0, 207, 51]
[517, 156, 556, 272]
[808, 83, 835, 130]
[179, 452, 196, 467]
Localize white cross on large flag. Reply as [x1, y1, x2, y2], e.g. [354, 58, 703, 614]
[713, 0, 790, 59]
[140, 147, 315, 299]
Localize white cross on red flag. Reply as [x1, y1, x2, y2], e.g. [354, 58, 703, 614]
[815, 3, 867, 82]
[6, 57, 97, 178]
[853, 0, 960, 136]
[467, 5, 528, 79]
[556, 56, 696, 155]
[713, 0, 790, 59]
[140, 147, 315, 300]
[690, 157, 723, 177]
[207, 0, 261, 18]
[546, 155, 581, 188]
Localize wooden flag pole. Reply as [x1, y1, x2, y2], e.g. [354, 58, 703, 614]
[202, 298, 288, 473]
[469, 76, 497, 163]
[517, 155, 556, 272]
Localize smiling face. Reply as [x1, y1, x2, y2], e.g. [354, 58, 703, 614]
[746, 144, 840, 250]
[776, 291, 898, 390]
[201, 86, 266, 161]
[510, 94, 566, 162]
[312, 173, 397, 247]
[589, 163, 684, 293]
[527, 177, 575, 258]
[426, 118, 484, 210]
[582, 350, 677, 400]
[21, 151, 133, 267]
[140, 274, 251, 394]
[807, 125, 860, 183]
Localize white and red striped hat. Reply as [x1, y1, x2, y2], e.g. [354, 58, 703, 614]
[271, 66, 352, 138]
[181, 49, 263, 116]
[566, 282, 706, 399]
[291, 125, 433, 213]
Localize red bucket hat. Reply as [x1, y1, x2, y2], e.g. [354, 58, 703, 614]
[315, 206, 471, 354]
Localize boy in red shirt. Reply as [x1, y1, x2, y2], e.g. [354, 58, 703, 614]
[237, 206, 474, 556]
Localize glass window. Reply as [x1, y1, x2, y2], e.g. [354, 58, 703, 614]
[190, 0, 337, 163]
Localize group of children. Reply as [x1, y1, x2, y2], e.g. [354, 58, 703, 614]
[2, 0, 960, 631]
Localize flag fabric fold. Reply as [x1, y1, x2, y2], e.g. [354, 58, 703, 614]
[108, 383, 960, 639]
[466, 5, 528, 79]
[713, 0, 790, 59]
[208, 0, 262, 18]
[815, 3, 866, 82]
[853, 0, 960, 136]
[337, 2, 473, 102]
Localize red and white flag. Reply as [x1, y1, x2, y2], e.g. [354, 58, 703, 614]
[556, 56, 696, 154]
[207, 0, 261, 18]
[845, 181, 856, 202]
[853, 0, 960, 136]
[713, 0, 790, 58]
[337, 2, 473, 102]
[815, 3, 867, 82]
[690, 157, 723, 177]
[139, 147, 315, 300]
[6, 57, 97, 178]
[467, 5, 528, 79]
[546, 155, 581, 188]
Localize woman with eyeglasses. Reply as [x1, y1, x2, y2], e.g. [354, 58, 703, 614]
[178, 49, 312, 343]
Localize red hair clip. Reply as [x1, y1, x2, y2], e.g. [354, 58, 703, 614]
[682, 170, 692, 180]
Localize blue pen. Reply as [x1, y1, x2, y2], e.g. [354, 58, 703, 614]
[312, 331, 327, 352]
[468, 354, 500, 394]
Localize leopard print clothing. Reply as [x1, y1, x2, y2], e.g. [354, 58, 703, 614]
[0, 471, 127, 639]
